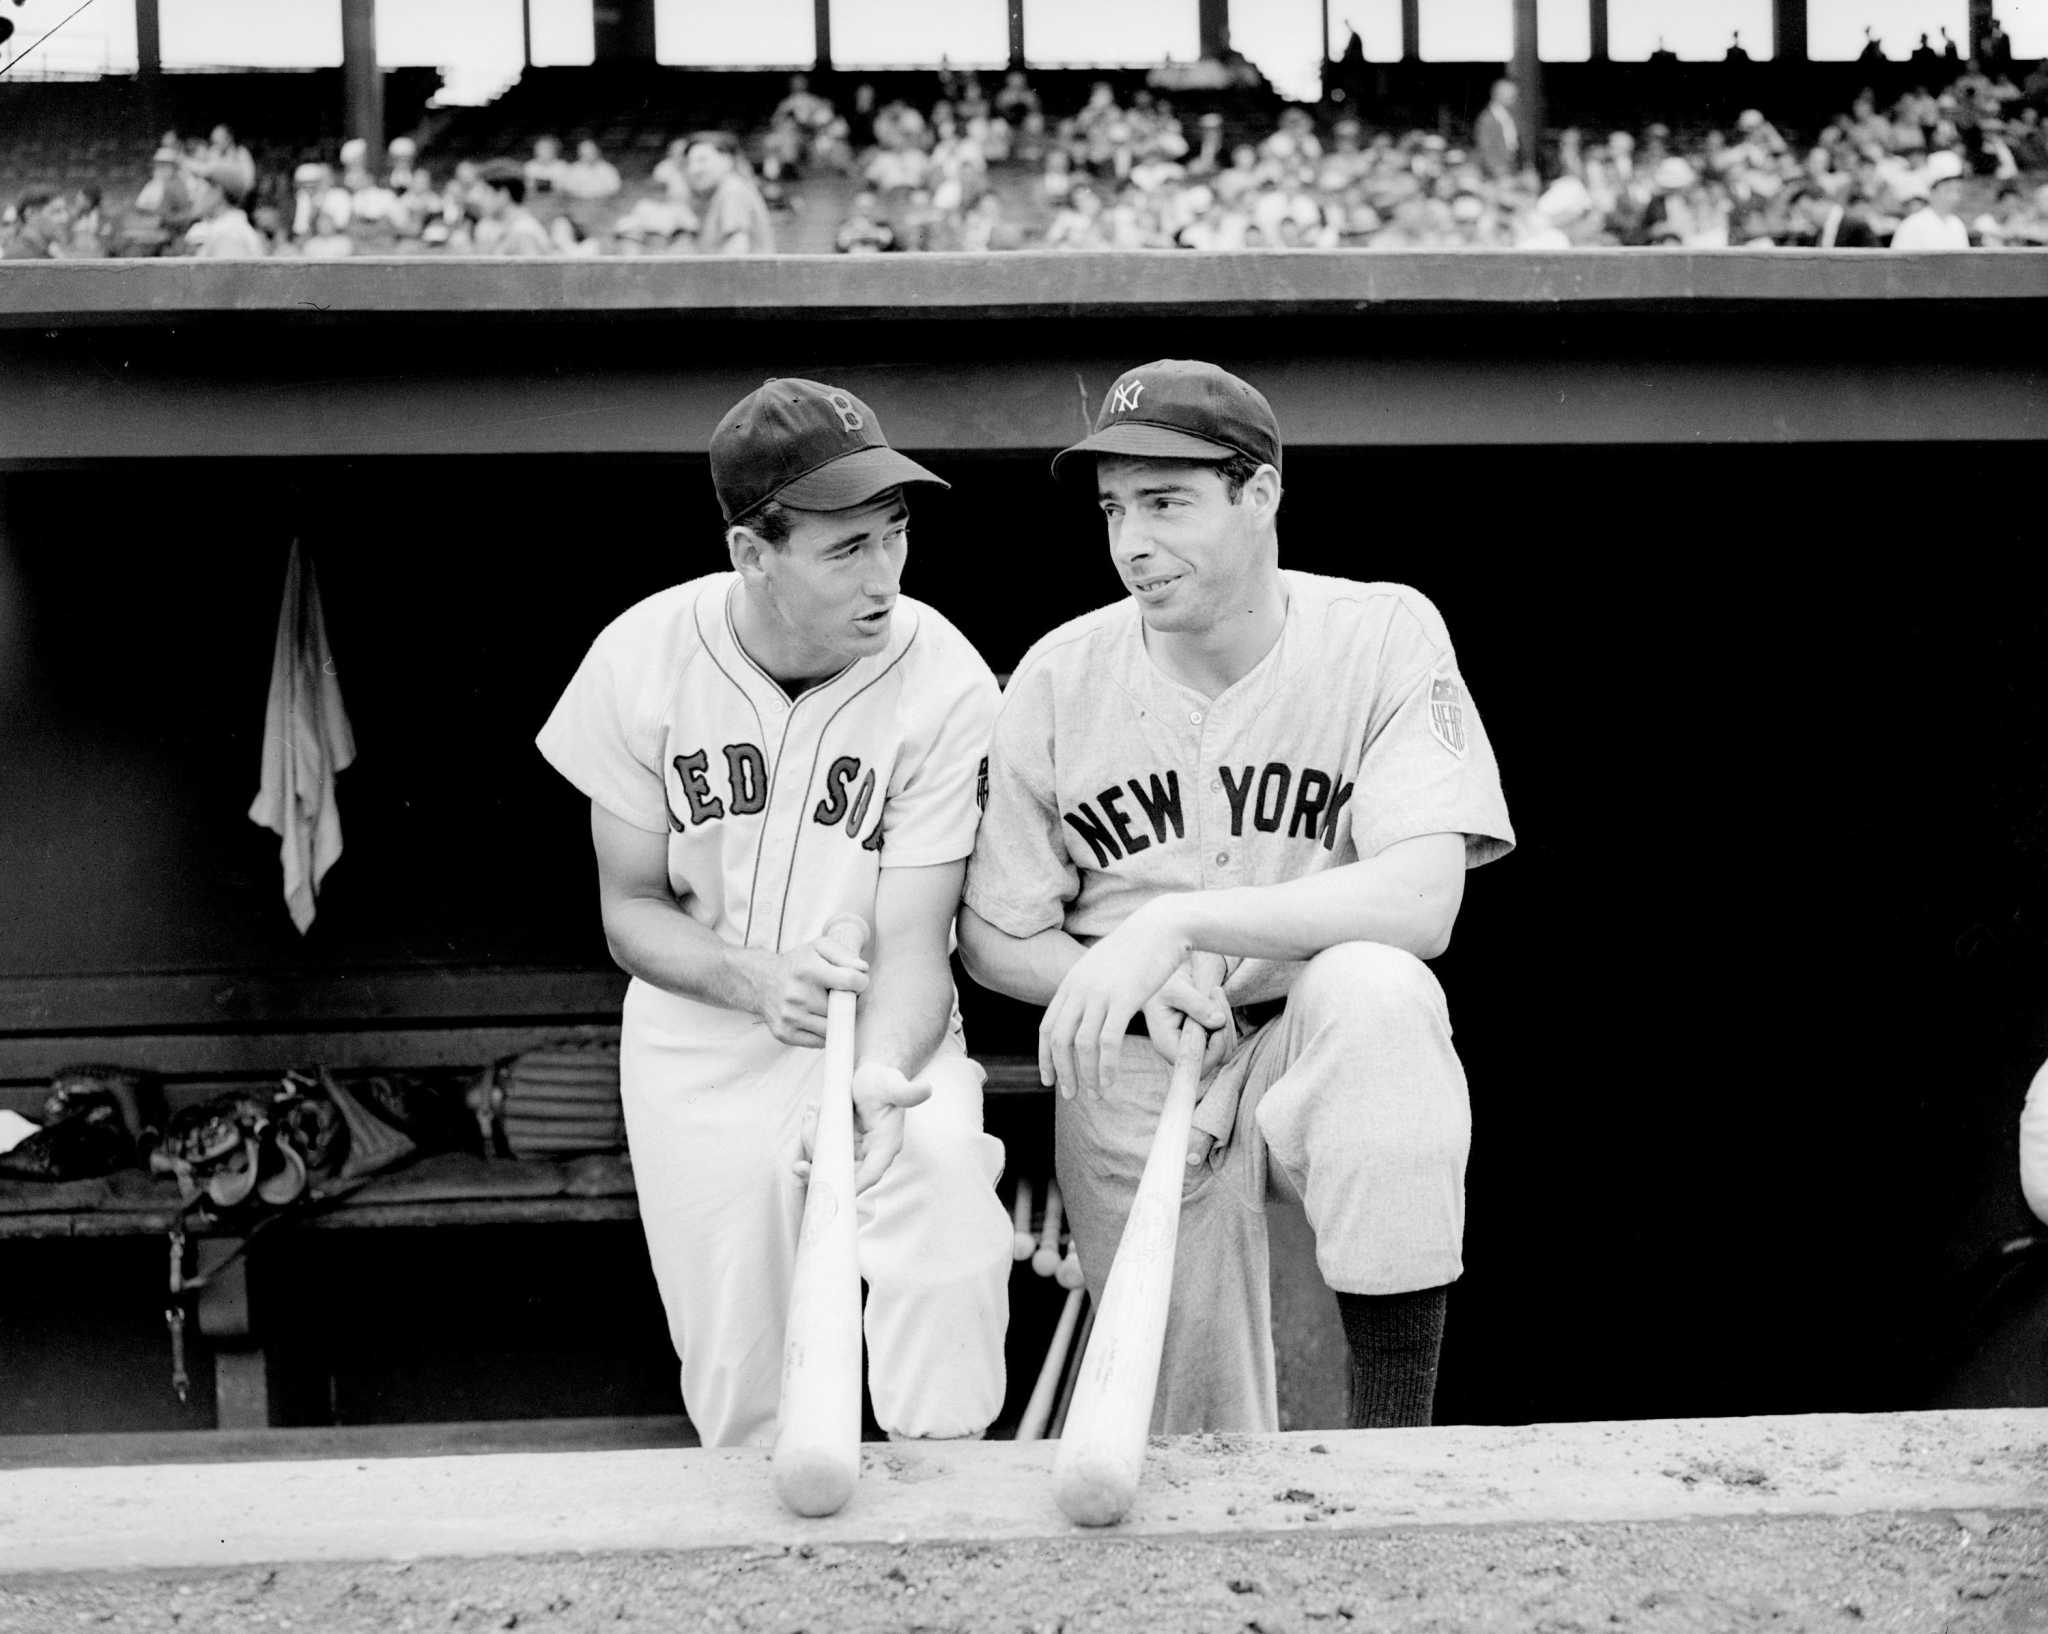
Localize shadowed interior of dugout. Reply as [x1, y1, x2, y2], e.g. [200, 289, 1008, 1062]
[0, 446, 2042, 1437]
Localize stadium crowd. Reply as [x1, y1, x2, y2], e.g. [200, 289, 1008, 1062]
[6, 47, 2048, 260]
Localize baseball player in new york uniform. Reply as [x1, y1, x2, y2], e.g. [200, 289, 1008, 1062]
[960, 360, 1514, 1433]
[538, 379, 1012, 1448]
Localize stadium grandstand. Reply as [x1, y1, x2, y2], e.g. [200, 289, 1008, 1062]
[1, 0, 2045, 256]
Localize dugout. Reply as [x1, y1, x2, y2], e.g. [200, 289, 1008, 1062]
[1, 252, 2045, 1442]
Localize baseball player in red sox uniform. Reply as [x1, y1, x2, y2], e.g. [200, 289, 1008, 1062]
[960, 360, 1514, 1432]
[537, 379, 1012, 1448]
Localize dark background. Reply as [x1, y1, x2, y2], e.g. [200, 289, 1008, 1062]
[2, 447, 2044, 1432]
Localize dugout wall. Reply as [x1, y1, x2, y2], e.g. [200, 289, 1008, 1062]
[1, 253, 2044, 1437]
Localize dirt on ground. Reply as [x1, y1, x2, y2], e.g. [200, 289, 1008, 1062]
[6, 1510, 2046, 1634]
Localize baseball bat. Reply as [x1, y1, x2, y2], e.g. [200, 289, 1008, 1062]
[1051, 1006, 1213, 1527]
[1048, 1296, 1095, 1440]
[1031, 1176, 1066, 1277]
[1015, 1284, 1087, 1442]
[1012, 1174, 1036, 1260]
[770, 913, 871, 1518]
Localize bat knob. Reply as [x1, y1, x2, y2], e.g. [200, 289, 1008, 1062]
[1030, 1245, 1061, 1278]
[1053, 1450, 1137, 1527]
[1013, 1231, 1037, 1261]
[1055, 1250, 1085, 1291]
[772, 1445, 857, 1518]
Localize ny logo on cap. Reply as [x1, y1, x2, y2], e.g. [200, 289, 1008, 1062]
[826, 389, 865, 433]
[1107, 378, 1146, 414]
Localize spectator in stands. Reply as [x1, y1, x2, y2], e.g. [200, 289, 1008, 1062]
[205, 125, 257, 202]
[471, 161, 553, 256]
[290, 163, 348, 243]
[773, 73, 835, 163]
[387, 136, 422, 192]
[653, 139, 692, 204]
[834, 190, 897, 254]
[124, 142, 195, 256]
[345, 160, 404, 252]
[562, 139, 623, 203]
[64, 187, 109, 258]
[548, 214, 601, 256]
[3, 187, 70, 259]
[1474, 78, 1523, 182]
[683, 134, 776, 255]
[959, 190, 1019, 253]
[2006, 109, 2048, 174]
[864, 131, 929, 198]
[338, 138, 375, 194]
[301, 205, 355, 259]
[1891, 149, 1973, 247]
[182, 162, 267, 259]
[995, 69, 1040, 129]
[525, 136, 569, 198]
[1044, 182, 1109, 249]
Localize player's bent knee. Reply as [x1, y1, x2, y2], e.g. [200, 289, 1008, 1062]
[1291, 941, 1441, 1029]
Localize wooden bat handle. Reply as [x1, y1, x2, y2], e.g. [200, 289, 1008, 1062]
[1032, 1177, 1066, 1277]
[1051, 1011, 1210, 1526]
[1011, 1175, 1035, 1261]
[770, 913, 871, 1517]
[1014, 1285, 1086, 1442]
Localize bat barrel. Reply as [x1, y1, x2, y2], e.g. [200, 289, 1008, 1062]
[1049, 1017, 1210, 1526]
[770, 914, 871, 1517]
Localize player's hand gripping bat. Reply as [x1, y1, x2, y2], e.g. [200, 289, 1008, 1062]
[771, 913, 870, 1517]
[1051, 952, 1224, 1526]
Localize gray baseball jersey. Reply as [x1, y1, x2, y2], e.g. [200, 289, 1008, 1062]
[964, 571, 1513, 1001]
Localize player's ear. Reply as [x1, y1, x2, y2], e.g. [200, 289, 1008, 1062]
[1241, 463, 1283, 521]
[728, 524, 768, 579]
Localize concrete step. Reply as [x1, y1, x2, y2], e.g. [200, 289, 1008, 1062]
[4, 1410, 2044, 1574]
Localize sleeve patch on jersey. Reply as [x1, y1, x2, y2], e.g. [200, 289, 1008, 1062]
[976, 755, 989, 812]
[1428, 672, 1468, 759]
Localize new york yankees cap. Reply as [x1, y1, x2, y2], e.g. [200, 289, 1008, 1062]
[711, 378, 949, 524]
[1052, 359, 1282, 484]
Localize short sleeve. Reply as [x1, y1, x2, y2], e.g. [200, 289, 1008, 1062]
[963, 661, 1079, 937]
[878, 654, 1000, 869]
[1351, 599, 1515, 868]
[535, 632, 670, 835]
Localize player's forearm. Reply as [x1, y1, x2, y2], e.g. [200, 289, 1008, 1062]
[854, 946, 954, 1080]
[1156, 839, 1468, 965]
[601, 894, 763, 1015]
[956, 908, 1087, 1006]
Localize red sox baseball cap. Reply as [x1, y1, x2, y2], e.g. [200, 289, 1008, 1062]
[1052, 359, 1282, 483]
[711, 377, 948, 523]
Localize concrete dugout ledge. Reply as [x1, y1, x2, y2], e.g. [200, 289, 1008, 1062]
[3, 1409, 2044, 1575]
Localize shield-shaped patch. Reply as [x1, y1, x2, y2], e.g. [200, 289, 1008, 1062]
[1428, 673, 1468, 758]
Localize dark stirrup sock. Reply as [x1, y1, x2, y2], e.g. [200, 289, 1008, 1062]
[1334, 1285, 1449, 1429]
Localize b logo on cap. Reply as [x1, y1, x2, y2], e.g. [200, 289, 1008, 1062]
[826, 390, 865, 434]
[1107, 378, 1146, 414]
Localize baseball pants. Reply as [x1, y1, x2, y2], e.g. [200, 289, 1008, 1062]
[1055, 940, 1471, 1434]
[620, 981, 1013, 1448]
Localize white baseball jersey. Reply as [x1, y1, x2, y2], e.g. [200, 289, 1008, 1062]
[536, 573, 1011, 1447]
[964, 571, 1514, 1004]
[538, 572, 999, 1019]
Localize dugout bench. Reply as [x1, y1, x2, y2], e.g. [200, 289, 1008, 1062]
[0, 966, 1050, 1432]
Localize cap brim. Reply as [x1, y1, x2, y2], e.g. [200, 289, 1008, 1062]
[771, 445, 948, 512]
[1050, 423, 1240, 483]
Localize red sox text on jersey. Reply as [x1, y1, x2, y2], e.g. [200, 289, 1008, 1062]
[666, 743, 887, 853]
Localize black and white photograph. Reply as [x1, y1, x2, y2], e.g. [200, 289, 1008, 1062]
[1, 0, 2045, 1626]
